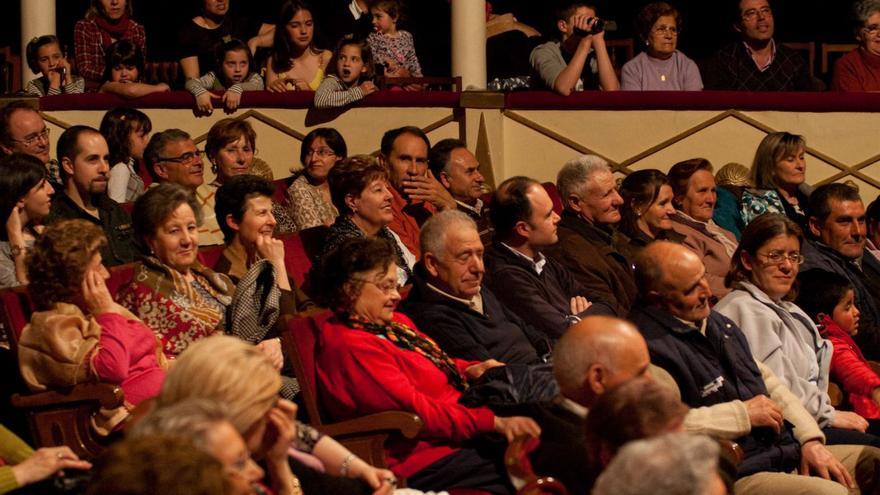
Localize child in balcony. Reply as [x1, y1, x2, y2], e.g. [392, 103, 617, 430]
[23, 35, 85, 97]
[100, 108, 152, 203]
[313, 36, 377, 108]
[797, 269, 880, 419]
[367, 0, 422, 79]
[185, 39, 264, 115]
[99, 40, 171, 99]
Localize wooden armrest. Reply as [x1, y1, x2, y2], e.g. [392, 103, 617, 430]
[12, 383, 125, 409]
[316, 411, 423, 440]
[717, 439, 744, 466]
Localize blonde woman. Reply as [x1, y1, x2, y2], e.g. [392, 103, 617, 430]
[157, 336, 396, 495]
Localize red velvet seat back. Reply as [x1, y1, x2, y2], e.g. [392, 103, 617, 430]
[197, 244, 225, 269]
[283, 311, 332, 425]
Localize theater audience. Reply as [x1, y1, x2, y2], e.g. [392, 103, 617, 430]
[667, 158, 738, 299]
[19, 220, 166, 420]
[716, 213, 880, 445]
[118, 184, 235, 358]
[0, 154, 54, 288]
[529, 1, 618, 95]
[186, 39, 264, 115]
[616, 169, 682, 261]
[23, 35, 85, 97]
[621, 2, 703, 91]
[832, 0, 880, 91]
[265, 0, 332, 92]
[801, 183, 880, 361]
[46, 125, 139, 267]
[0, 101, 62, 188]
[741, 132, 811, 231]
[101, 107, 151, 203]
[320, 155, 415, 285]
[143, 128, 205, 190]
[99, 40, 170, 99]
[196, 119, 271, 246]
[311, 236, 540, 493]
[283, 127, 344, 232]
[74, 0, 146, 90]
[0, 424, 91, 495]
[592, 433, 727, 495]
[703, 0, 812, 91]
[544, 155, 636, 316]
[428, 138, 492, 244]
[400, 210, 549, 364]
[156, 335, 398, 495]
[178, 0, 259, 82]
[367, 0, 423, 80]
[630, 240, 880, 494]
[797, 269, 880, 420]
[484, 176, 612, 339]
[314, 36, 377, 108]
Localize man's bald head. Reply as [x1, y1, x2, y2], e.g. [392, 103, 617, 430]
[635, 241, 712, 322]
[553, 315, 651, 407]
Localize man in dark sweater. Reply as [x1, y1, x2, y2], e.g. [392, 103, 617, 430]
[399, 210, 550, 364]
[702, 0, 812, 91]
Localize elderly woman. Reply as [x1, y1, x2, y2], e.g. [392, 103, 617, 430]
[312, 236, 540, 493]
[74, 0, 146, 89]
[832, 0, 880, 91]
[716, 213, 880, 447]
[265, 0, 333, 92]
[621, 2, 702, 90]
[197, 119, 273, 246]
[668, 158, 739, 299]
[283, 128, 345, 232]
[155, 335, 396, 495]
[18, 219, 166, 428]
[740, 132, 810, 232]
[319, 155, 415, 285]
[617, 169, 682, 262]
[0, 154, 54, 288]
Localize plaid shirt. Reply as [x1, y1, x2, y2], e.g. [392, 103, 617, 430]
[73, 18, 146, 86]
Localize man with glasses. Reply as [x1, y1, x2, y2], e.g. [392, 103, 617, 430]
[801, 183, 880, 360]
[144, 129, 205, 191]
[0, 101, 62, 188]
[703, 0, 812, 91]
[46, 126, 139, 266]
[831, 0, 880, 91]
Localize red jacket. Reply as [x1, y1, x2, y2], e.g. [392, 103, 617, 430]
[315, 312, 495, 478]
[820, 315, 880, 419]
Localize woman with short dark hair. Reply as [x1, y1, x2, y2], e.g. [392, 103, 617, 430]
[621, 2, 702, 90]
[282, 127, 346, 232]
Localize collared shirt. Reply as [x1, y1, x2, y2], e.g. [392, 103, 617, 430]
[743, 38, 776, 72]
[555, 395, 589, 419]
[456, 198, 483, 216]
[349, 0, 367, 19]
[500, 242, 547, 275]
[674, 316, 709, 336]
[387, 187, 434, 259]
[426, 282, 484, 314]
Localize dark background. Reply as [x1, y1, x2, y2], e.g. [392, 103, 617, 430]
[0, 0, 862, 78]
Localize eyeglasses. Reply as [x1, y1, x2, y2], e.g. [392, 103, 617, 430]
[307, 147, 336, 158]
[652, 26, 679, 35]
[157, 149, 203, 164]
[742, 6, 772, 20]
[758, 250, 805, 266]
[863, 24, 880, 36]
[12, 127, 50, 147]
[351, 277, 400, 295]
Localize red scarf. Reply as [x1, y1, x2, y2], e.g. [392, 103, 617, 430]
[93, 14, 133, 50]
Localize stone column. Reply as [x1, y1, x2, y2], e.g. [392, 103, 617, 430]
[451, 0, 486, 90]
[21, 0, 57, 87]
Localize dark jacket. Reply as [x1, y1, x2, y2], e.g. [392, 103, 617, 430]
[46, 192, 140, 267]
[629, 304, 801, 478]
[400, 263, 549, 364]
[483, 242, 613, 340]
[801, 240, 880, 360]
[702, 41, 812, 91]
[543, 211, 637, 317]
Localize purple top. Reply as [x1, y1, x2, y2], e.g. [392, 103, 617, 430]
[621, 50, 703, 91]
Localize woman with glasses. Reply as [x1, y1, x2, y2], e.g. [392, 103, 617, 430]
[621, 2, 703, 91]
[832, 0, 880, 91]
[716, 213, 880, 445]
[281, 128, 345, 233]
[196, 119, 273, 246]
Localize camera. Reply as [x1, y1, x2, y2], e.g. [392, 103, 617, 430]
[573, 17, 605, 36]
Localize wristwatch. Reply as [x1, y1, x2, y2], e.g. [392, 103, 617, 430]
[9, 245, 25, 257]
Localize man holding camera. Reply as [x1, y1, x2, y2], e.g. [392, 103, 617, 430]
[529, 2, 619, 95]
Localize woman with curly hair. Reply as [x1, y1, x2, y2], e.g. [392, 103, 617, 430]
[17, 219, 166, 430]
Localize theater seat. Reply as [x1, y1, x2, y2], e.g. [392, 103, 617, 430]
[542, 182, 563, 215]
[506, 436, 570, 495]
[197, 244, 225, 269]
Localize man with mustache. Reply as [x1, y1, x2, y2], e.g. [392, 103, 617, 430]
[544, 154, 637, 317]
[0, 101, 63, 189]
[703, 0, 812, 91]
[428, 139, 493, 245]
[630, 241, 880, 494]
[46, 126, 139, 266]
[801, 183, 880, 361]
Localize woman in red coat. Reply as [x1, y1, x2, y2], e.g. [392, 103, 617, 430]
[311, 237, 540, 494]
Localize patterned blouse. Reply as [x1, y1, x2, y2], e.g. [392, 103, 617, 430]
[284, 173, 338, 232]
[367, 30, 423, 77]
